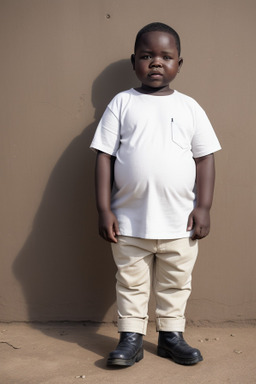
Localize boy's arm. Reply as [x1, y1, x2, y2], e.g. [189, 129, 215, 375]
[95, 151, 120, 243]
[187, 153, 215, 240]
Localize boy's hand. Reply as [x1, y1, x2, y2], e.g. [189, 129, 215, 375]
[187, 207, 210, 240]
[98, 210, 120, 243]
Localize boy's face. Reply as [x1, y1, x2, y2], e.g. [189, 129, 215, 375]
[131, 31, 183, 94]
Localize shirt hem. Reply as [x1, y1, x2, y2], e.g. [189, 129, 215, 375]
[118, 231, 193, 240]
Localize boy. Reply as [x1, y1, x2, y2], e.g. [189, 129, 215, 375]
[90, 22, 221, 367]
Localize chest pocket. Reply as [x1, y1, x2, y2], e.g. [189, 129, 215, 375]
[171, 120, 191, 150]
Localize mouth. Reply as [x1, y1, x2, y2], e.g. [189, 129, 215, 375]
[148, 72, 163, 79]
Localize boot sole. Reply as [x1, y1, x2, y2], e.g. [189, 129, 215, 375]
[157, 346, 203, 366]
[107, 348, 144, 367]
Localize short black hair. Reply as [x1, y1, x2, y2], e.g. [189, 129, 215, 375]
[134, 22, 181, 56]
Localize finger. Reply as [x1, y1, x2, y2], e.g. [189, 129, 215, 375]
[107, 227, 118, 243]
[99, 227, 117, 243]
[192, 226, 209, 240]
[187, 215, 194, 231]
[105, 232, 117, 243]
[191, 225, 202, 240]
[113, 221, 121, 236]
[201, 227, 210, 238]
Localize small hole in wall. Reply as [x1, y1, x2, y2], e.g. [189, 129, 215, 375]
[105, 14, 111, 19]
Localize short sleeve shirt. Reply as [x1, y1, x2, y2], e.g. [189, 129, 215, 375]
[90, 89, 221, 239]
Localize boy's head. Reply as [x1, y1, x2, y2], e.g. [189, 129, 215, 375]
[134, 22, 181, 56]
[131, 22, 183, 94]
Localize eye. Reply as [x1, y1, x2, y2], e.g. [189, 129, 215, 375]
[163, 55, 172, 60]
[141, 55, 151, 60]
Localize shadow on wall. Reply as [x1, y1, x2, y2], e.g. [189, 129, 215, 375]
[13, 59, 139, 324]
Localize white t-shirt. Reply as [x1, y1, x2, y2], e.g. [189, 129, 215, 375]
[90, 89, 221, 239]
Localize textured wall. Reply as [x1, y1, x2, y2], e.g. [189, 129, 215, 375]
[1, 0, 255, 323]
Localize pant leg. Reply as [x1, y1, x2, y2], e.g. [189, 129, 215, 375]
[111, 236, 155, 335]
[154, 238, 198, 332]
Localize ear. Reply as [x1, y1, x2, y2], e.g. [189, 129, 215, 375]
[131, 54, 135, 70]
[178, 57, 183, 73]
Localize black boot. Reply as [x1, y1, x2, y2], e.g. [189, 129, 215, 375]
[107, 332, 143, 367]
[157, 331, 203, 365]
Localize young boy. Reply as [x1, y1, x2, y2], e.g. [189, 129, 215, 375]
[90, 22, 221, 367]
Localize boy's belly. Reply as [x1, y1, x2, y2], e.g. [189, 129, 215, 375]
[112, 146, 196, 207]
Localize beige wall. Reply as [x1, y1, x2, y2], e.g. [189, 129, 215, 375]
[1, 0, 255, 323]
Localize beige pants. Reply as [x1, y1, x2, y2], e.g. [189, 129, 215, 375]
[111, 236, 198, 335]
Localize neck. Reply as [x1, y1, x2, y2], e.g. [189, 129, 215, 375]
[135, 84, 174, 96]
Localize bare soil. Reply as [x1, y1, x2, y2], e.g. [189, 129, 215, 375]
[1, 322, 256, 384]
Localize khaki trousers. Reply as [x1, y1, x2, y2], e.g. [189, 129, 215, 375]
[111, 236, 198, 335]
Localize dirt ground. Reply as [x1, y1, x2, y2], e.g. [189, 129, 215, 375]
[1, 321, 256, 384]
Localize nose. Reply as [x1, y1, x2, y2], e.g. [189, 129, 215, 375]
[149, 57, 162, 67]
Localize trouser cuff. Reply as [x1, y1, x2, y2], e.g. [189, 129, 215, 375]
[156, 317, 186, 332]
[118, 318, 148, 335]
